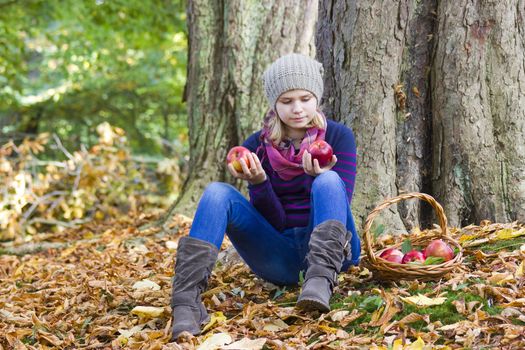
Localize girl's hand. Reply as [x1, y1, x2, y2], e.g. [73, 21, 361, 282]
[302, 150, 337, 176]
[228, 152, 267, 185]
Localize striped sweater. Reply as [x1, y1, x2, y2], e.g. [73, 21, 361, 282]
[243, 119, 357, 231]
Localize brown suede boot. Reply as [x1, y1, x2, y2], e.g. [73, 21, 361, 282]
[296, 220, 350, 312]
[170, 236, 218, 341]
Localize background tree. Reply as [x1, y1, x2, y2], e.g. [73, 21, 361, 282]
[171, 0, 319, 216]
[0, 0, 188, 156]
[317, 0, 525, 229]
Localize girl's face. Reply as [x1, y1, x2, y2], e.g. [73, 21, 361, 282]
[274, 89, 318, 136]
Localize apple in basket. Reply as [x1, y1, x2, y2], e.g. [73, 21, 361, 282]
[379, 248, 404, 263]
[424, 239, 454, 262]
[401, 250, 425, 264]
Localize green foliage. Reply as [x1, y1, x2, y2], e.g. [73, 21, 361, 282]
[372, 223, 385, 238]
[424, 256, 444, 265]
[0, 0, 188, 156]
[359, 295, 384, 312]
[478, 237, 525, 253]
[333, 282, 504, 336]
[401, 239, 412, 253]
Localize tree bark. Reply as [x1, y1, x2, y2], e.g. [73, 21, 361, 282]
[173, 0, 318, 216]
[318, 0, 525, 229]
[317, 0, 418, 232]
[432, 0, 525, 226]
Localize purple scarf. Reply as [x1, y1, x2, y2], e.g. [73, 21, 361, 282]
[260, 109, 327, 181]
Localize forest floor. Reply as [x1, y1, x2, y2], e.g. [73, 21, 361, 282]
[1, 213, 525, 350]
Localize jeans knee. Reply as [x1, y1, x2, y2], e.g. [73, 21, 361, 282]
[201, 182, 238, 205]
[312, 171, 344, 193]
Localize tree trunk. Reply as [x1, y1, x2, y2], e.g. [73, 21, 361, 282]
[174, 0, 318, 216]
[317, 0, 418, 232]
[318, 0, 525, 229]
[432, 0, 525, 226]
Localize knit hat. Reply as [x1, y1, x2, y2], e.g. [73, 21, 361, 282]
[262, 53, 324, 108]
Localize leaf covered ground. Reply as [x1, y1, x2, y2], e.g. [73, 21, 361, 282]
[1, 215, 525, 350]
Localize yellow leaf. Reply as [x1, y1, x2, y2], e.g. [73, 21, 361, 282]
[60, 244, 78, 258]
[73, 207, 83, 219]
[392, 339, 404, 350]
[196, 332, 232, 350]
[130, 306, 164, 318]
[488, 272, 515, 285]
[201, 312, 227, 332]
[516, 260, 525, 278]
[95, 210, 105, 220]
[459, 234, 477, 242]
[495, 228, 525, 240]
[405, 337, 425, 350]
[318, 324, 338, 334]
[13, 262, 26, 277]
[400, 294, 447, 307]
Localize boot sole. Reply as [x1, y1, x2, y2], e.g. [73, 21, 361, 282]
[296, 298, 330, 313]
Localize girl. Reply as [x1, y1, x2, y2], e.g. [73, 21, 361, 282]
[170, 53, 360, 340]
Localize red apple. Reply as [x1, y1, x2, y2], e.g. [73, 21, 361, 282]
[401, 250, 426, 264]
[226, 146, 251, 172]
[308, 140, 333, 167]
[424, 239, 454, 262]
[379, 248, 404, 264]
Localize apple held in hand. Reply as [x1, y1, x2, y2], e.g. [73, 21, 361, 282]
[308, 140, 333, 167]
[226, 146, 251, 172]
[424, 239, 454, 262]
[379, 248, 404, 264]
[401, 250, 425, 264]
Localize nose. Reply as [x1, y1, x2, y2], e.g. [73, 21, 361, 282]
[292, 101, 303, 114]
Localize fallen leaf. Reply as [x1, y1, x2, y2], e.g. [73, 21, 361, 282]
[501, 307, 523, 318]
[166, 241, 178, 250]
[201, 312, 227, 333]
[132, 279, 161, 291]
[487, 272, 515, 285]
[330, 310, 349, 322]
[222, 337, 267, 349]
[405, 337, 425, 350]
[400, 294, 447, 307]
[262, 318, 288, 332]
[495, 228, 525, 240]
[318, 324, 338, 334]
[130, 306, 164, 318]
[117, 324, 145, 339]
[515, 260, 524, 278]
[392, 339, 404, 350]
[196, 332, 232, 350]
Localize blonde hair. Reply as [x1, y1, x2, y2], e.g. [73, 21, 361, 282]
[267, 111, 326, 145]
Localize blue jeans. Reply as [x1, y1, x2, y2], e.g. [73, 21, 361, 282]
[189, 171, 360, 286]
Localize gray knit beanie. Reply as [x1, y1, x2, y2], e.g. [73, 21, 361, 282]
[262, 53, 324, 108]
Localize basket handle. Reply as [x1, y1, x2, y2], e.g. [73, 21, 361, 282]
[363, 192, 448, 265]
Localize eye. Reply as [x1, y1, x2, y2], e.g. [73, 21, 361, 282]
[280, 100, 291, 104]
[301, 97, 311, 102]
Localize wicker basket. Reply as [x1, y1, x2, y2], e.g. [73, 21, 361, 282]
[363, 192, 463, 281]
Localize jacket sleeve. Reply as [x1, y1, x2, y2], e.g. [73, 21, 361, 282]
[329, 123, 357, 204]
[242, 133, 286, 231]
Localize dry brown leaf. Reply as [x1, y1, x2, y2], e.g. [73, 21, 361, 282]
[222, 337, 266, 349]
